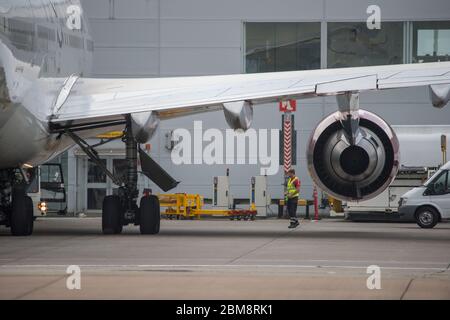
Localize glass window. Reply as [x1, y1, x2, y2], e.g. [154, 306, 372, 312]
[447, 171, 450, 191]
[429, 171, 448, 195]
[87, 159, 106, 183]
[24, 168, 39, 194]
[327, 22, 403, 68]
[41, 164, 63, 183]
[39, 164, 66, 204]
[245, 22, 321, 73]
[413, 21, 450, 63]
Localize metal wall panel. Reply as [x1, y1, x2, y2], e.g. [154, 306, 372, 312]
[93, 47, 160, 76]
[159, 0, 323, 20]
[160, 20, 241, 47]
[160, 47, 241, 76]
[89, 20, 159, 47]
[113, 0, 159, 19]
[82, 0, 111, 19]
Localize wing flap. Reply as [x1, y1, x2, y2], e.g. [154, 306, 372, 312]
[139, 148, 179, 192]
[316, 74, 377, 94]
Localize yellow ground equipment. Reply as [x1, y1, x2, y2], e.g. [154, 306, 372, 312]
[278, 198, 309, 207]
[328, 196, 343, 213]
[158, 193, 257, 220]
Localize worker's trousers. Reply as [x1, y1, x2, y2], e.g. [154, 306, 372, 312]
[287, 197, 298, 221]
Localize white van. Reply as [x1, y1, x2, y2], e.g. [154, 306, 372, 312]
[398, 161, 450, 228]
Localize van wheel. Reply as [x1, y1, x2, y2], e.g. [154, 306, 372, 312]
[415, 206, 439, 229]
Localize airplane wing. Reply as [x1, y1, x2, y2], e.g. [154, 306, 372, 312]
[45, 61, 450, 193]
[50, 61, 450, 123]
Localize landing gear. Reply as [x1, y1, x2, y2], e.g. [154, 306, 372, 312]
[10, 189, 34, 236]
[102, 195, 124, 234]
[0, 169, 34, 236]
[66, 115, 174, 235]
[97, 118, 152, 235]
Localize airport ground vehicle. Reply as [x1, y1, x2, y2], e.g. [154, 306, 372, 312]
[399, 162, 450, 228]
[159, 193, 257, 220]
[24, 167, 47, 219]
[23, 164, 67, 221]
[345, 166, 437, 221]
[40, 164, 68, 215]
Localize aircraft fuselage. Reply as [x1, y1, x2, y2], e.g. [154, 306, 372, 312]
[0, 0, 93, 168]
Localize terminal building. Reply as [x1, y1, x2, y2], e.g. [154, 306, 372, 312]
[59, 0, 450, 214]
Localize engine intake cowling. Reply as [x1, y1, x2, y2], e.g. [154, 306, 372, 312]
[307, 109, 400, 201]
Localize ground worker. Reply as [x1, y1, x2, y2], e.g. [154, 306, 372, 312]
[285, 168, 300, 229]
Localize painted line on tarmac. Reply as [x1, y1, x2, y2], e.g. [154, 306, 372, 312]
[242, 259, 448, 265]
[0, 264, 446, 271]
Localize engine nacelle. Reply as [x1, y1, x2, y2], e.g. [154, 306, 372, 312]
[223, 101, 253, 131]
[130, 111, 160, 143]
[307, 109, 400, 201]
[429, 84, 450, 109]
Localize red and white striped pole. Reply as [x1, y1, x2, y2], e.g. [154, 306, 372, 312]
[283, 115, 292, 174]
[312, 185, 320, 221]
[280, 100, 296, 218]
[279, 100, 296, 175]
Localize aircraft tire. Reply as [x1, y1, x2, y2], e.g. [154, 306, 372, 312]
[102, 195, 123, 234]
[140, 195, 160, 235]
[10, 189, 34, 236]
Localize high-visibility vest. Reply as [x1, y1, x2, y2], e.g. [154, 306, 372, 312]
[287, 176, 300, 198]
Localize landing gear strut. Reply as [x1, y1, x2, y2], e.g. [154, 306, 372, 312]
[67, 116, 161, 235]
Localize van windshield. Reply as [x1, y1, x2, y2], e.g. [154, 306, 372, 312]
[423, 169, 444, 187]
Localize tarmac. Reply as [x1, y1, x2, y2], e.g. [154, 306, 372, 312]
[0, 217, 449, 299]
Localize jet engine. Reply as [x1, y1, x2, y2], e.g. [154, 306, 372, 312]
[130, 111, 160, 143]
[307, 109, 400, 201]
